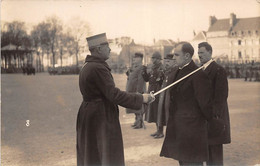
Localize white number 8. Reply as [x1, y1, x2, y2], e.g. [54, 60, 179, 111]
[26, 120, 30, 127]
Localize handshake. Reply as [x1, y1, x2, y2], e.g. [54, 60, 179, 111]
[142, 93, 155, 104]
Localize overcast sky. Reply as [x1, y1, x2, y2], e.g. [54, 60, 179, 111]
[1, 0, 260, 44]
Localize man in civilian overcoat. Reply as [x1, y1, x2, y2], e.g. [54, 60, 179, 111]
[76, 33, 153, 166]
[198, 42, 231, 166]
[125, 52, 146, 129]
[160, 42, 213, 166]
[142, 51, 164, 137]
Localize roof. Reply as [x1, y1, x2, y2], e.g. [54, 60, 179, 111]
[232, 17, 260, 31]
[1, 43, 18, 51]
[208, 19, 230, 32]
[1, 43, 32, 52]
[154, 39, 174, 46]
[208, 16, 260, 32]
[192, 31, 207, 41]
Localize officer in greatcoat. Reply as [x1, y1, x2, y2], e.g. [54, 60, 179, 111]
[125, 52, 146, 129]
[156, 53, 178, 138]
[142, 51, 164, 137]
[76, 33, 153, 166]
[160, 42, 213, 165]
[198, 42, 231, 166]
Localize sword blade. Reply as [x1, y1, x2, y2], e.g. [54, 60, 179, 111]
[153, 66, 204, 96]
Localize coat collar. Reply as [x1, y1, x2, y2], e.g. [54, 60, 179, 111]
[202, 59, 214, 70]
[176, 60, 198, 80]
[85, 55, 111, 71]
[204, 61, 217, 75]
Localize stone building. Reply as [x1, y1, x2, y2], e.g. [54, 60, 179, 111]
[192, 13, 260, 63]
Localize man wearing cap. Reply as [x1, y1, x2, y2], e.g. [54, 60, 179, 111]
[160, 42, 213, 165]
[156, 53, 178, 138]
[198, 42, 231, 166]
[77, 33, 153, 166]
[142, 51, 164, 137]
[125, 52, 146, 129]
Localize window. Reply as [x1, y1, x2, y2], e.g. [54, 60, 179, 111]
[238, 40, 242, 45]
[256, 30, 258, 35]
[238, 51, 242, 59]
[241, 31, 244, 35]
[248, 31, 251, 35]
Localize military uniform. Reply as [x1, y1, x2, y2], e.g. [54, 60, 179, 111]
[142, 57, 164, 123]
[125, 53, 146, 128]
[76, 33, 144, 166]
[142, 52, 164, 137]
[157, 66, 178, 127]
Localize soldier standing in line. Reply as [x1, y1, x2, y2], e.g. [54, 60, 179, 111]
[198, 42, 231, 166]
[125, 53, 146, 129]
[156, 53, 178, 139]
[142, 51, 164, 137]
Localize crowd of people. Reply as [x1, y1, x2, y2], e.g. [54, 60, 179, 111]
[77, 33, 231, 166]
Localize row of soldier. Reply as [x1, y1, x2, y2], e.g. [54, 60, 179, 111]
[224, 63, 260, 81]
[77, 33, 231, 166]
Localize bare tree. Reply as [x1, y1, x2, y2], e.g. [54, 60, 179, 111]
[31, 21, 51, 71]
[1, 21, 31, 68]
[1, 21, 28, 47]
[46, 16, 63, 68]
[66, 17, 91, 66]
[57, 33, 73, 67]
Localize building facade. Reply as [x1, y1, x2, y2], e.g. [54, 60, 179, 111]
[192, 13, 260, 63]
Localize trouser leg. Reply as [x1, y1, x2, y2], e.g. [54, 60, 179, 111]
[207, 144, 223, 166]
[133, 113, 143, 129]
[158, 125, 163, 134]
[135, 113, 142, 127]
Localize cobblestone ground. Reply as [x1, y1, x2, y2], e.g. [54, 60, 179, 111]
[1, 73, 260, 166]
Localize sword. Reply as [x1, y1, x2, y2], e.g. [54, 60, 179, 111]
[149, 66, 204, 100]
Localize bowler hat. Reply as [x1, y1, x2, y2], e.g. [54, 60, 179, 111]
[152, 52, 162, 59]
[86, 33, 109, 49]
[164, 54, 173, 59]
[134, 52, 143, 58]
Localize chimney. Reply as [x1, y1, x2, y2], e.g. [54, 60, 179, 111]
[230, 13, 236, 27]
[209, 16, 217, 27]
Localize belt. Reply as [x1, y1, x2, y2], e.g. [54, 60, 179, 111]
[83, 97, 103, 102]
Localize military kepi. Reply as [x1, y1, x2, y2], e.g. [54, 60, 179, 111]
[164, 54, 173, 59]
[86, 33, 109, 49]
[152, 51, 162, 59]
[134, 52, 143, 58]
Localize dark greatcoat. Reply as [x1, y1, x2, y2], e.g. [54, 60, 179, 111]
[142, 62, 164, 123]
[125, 64, 146, 114]
[160, 61, 213, 162]
[157, 67, 178, 126]
[77, 55, 143, 166]
[204, 61, 231, 145]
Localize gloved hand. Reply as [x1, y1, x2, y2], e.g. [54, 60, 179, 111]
[142, 93, 155, 103]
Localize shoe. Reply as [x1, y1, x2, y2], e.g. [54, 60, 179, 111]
[131, 124, 136, 127]
[133, 125, 143, 129]
[154, 133, 164, 139]
[150, 132, 158, 137]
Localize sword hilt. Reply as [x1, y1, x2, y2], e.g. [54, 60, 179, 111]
[149, 91, 156, 103]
